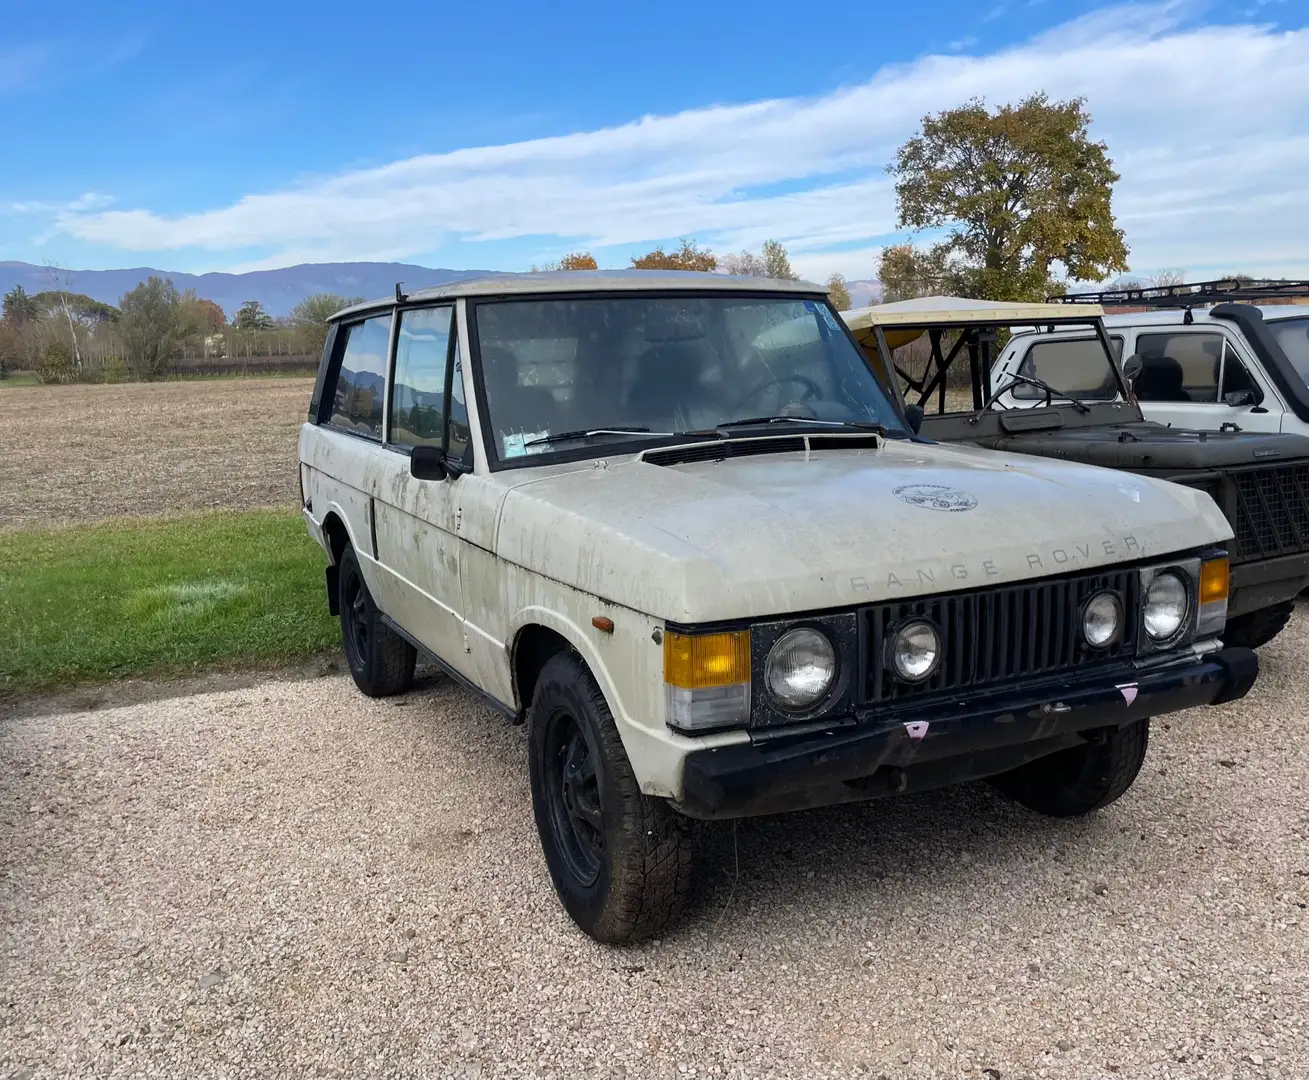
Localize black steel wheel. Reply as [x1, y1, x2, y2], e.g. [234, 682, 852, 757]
[336, 544, 416, 698]
[528, 652, 695, 944]
[541, 708, 605, 887]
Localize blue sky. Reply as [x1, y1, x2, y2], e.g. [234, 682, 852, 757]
[3, 0, 1307, 282]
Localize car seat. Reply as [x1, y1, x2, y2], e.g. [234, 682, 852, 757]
[1134, 355, 1188, 402]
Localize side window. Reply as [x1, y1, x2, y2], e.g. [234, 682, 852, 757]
[448, 336, 471, 462]
[1014, 337, 1121, 399]
[1134, 332, 1224, 403]
[328, 315, 392, 438]
[390, 307, 452, 448]
[1219, 340, 1259, 399]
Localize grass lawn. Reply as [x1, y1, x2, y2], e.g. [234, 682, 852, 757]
[0, 371, 41, 388]
[0, 509, 339, 696]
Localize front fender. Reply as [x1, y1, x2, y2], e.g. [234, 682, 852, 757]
[504, 603, 749, 800]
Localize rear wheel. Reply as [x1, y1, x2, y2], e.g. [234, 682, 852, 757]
[337, 544, 416, 697]
[1223, 600, 1295, 649]
[989, 719, 1149, 817]
[528, 652, 695, 944]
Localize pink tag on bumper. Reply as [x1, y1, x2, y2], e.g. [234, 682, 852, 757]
[903, 721, 929, 741]
[1117, 683, 1138, 706]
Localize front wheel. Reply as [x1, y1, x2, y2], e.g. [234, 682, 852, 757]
[1223, 600, 1295, 650]
[337, 544, 416, 697]
[528, 653, 695, 944]
[989, 719, 1149, 817]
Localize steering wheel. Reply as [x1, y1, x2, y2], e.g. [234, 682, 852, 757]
[732, 373, 823, 413]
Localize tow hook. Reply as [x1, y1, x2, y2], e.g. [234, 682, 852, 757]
[1041, 702, 1071, 715]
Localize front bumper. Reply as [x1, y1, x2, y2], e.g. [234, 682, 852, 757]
[677, 646, 1258, 820]
[1228, 552, 1309, 617]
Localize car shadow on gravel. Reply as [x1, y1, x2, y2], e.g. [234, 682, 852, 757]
[676, 782, 1095, 936]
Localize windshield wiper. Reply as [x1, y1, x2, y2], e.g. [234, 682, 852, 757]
[995, 372, 1091, 414]
[714, 416, 887, 432]
[523, 426, 663, 448]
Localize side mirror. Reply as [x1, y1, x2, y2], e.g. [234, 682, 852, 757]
[1121, 353, 1144, 386]
[1224, 389, 1257, 408]
[904, 403, 924, 435]
[411, 444, 452, 481]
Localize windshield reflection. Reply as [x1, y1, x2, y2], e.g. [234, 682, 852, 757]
[474, 296, 905, 461]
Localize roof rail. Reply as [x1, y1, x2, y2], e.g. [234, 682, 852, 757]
[1048, 278, 1309, 308]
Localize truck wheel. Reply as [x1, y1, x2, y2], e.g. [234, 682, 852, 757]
[1223, 600, 1295, 649]
[989, 719, 1149, 818]
[338, 544, 416, 697]
[528, 652, 695, 944]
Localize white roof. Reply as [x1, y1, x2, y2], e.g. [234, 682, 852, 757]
[842, 295, 1106, 331]
[331, 270, 824, 321]
[1102, 304, 1309, 328]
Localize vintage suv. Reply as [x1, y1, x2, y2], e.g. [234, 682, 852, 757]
[842, 296, 1309, 650]
[299, 271, 1257, 944]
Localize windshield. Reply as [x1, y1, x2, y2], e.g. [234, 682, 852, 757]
[1269, 316, 1309, 385]
[1013, 334, 1124, 400]
[474, 295, 905, 461]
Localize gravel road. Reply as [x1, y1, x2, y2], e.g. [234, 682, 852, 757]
[3, 625, 1308, 1080]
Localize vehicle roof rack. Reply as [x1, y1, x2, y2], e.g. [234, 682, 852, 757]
[1048, 278, 1309, 308]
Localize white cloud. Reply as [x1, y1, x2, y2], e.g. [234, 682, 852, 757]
[48, 3, 1309, 280]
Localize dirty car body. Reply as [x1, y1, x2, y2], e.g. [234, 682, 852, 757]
[843, 296, 1309, 650]
[300, 272, 1256, 943]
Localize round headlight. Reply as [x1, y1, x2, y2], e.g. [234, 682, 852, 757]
[765, 628, 837, 709]
[890, 619, 941, 682]
[1082, 591, 1122, 648]
[1144, 571, 1188, 640]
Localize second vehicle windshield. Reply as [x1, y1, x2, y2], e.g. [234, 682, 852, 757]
[474, 294, 905, 461]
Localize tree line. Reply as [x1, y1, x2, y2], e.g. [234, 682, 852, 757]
[0, 280, 362, 383]
[533, 238, 854, 310]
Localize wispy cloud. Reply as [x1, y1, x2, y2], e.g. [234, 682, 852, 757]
[43, 3, 1309, 280]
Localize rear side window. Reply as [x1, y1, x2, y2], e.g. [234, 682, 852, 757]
[328, 315, 392, 438]
[1014, 336, 1123, 399]
[390, 307, 453, 448]
[1133, 332, 1223, 403]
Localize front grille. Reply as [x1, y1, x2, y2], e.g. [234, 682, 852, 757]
[1231, 466, 1309, 562]
[862, 568, 1138, 707]
[1175, 464, 1309, 564]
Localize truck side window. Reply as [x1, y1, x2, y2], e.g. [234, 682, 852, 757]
[1014, 336, 1122, 399]
[1133, 332, 1223, 403]
[1219, 341, 1259, 399]
[327, 315, 393, 439]
[390, 307, 453, 448]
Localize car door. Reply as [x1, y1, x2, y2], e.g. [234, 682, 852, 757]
[301, 312, 396, 607]
[373, 304, 473, 676]
[1130, 328, 1283, 434]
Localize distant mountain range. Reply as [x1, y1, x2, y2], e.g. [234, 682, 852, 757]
[0, 260, 884, 318]
[0, 261, 492, 318]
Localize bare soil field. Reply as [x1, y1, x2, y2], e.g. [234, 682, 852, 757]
[0, 378, 310, 531]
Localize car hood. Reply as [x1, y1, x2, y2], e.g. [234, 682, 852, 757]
[494, 438, 1231, 622]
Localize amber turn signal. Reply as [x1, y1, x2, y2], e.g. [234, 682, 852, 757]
[1200, 556, 1230, 605]
[663, 630, 751, 689]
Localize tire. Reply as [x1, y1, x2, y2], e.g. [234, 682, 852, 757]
[1223, 600, 1294, 650]
[528, 652, 695, 944]
[989, 719, 1149, 818]
[337, 544, 416, 697]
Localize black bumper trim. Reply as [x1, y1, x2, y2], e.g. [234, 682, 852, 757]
[1228, 552, 1309, 617]
[678, 647, 1258, 820]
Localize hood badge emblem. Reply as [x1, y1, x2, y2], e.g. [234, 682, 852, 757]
[893, 484, 978, 512]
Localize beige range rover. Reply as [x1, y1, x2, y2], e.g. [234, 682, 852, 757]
[299, 270, 1257, 943]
